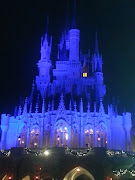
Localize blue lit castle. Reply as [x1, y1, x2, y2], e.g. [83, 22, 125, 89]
[0, 12, 132, 152]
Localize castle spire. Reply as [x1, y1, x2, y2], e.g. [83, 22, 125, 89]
[23, 98, 27, 115]
[69, 100, 72, 111]
[36, 16, 52, 98]
[99, 98, 105, 115]
[95, 32, 99, 56]
[72, 0, 77, 29]
[80, 98, 83, 115]
[18, 105, 22, 116]
[29, 103, 32, 115]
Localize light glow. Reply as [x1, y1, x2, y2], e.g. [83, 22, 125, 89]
[65, 134, 68, 140]
[35, 176, 39, 179]
[90, 129, 93, 134]
[76, 168, 81, 172]
[57, 136, 60, 141]
[31, 130, 34, 133]
[83, 72, 87, 77]
[44, 150, 49, 156]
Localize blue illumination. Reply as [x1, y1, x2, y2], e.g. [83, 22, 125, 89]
[0, 17, 132, 151]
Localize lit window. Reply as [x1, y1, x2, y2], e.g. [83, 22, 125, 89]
[83, 73, 87, 77]
[65, 134, 68, 140]
[90, 129, 93, 134]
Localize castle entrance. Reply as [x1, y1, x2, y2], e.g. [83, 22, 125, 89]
[63, 166, 95, 180]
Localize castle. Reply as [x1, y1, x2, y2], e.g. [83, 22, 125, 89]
[0, 8, 132, 152]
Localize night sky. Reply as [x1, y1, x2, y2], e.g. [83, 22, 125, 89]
[1, 0, 135, 117]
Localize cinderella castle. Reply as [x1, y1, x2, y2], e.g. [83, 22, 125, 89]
[0, 4, 132, 153]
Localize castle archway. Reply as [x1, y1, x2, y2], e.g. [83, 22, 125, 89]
[97, 122, 107, 148]
[2, 175, 8, 180]
[54, 120, 68, 147]
[63, 166, 95, 180]
[2, 174, 13, 180]
[22, 175, 30, 180]
[30, 127, 39, 148]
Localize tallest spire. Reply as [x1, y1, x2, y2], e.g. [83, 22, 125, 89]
[72, 0, 77, 29]
[95, 32, 99, 55]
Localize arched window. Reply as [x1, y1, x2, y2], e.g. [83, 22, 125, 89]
[85, 125, 94, 148]
[22, 175, 30, 180]
[71, 124, 78, 148]
[18, 126, 27, 148]
[45, 125, 50, 148]
[97, 123, 107, 148]
[30, 127, 39, 148]
[54, 120, 68, 147]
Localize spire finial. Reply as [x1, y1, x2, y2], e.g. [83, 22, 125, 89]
[95, 32, 99, 55]
[72, 0, 77, 29]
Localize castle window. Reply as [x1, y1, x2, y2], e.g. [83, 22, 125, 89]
[54, 120, 68, 147]
[83, 73, 87, 77]
[85, 128, 93, 148]
[30, 128, 39, 148]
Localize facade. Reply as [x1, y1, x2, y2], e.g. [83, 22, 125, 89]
[0, 13, 132, 152]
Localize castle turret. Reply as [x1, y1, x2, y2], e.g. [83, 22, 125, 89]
[68, 0, 81, 79]
[36, 17, 52, 98]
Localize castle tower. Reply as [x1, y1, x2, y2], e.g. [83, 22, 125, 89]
[36, 17, 52, 98]
[68, 0, 81, 79]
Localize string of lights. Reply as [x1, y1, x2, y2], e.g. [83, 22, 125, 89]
[66, 147, 93, 156]
[113, 169, 135, 177]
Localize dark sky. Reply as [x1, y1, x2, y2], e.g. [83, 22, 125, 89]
[0, 0, 135, 115]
